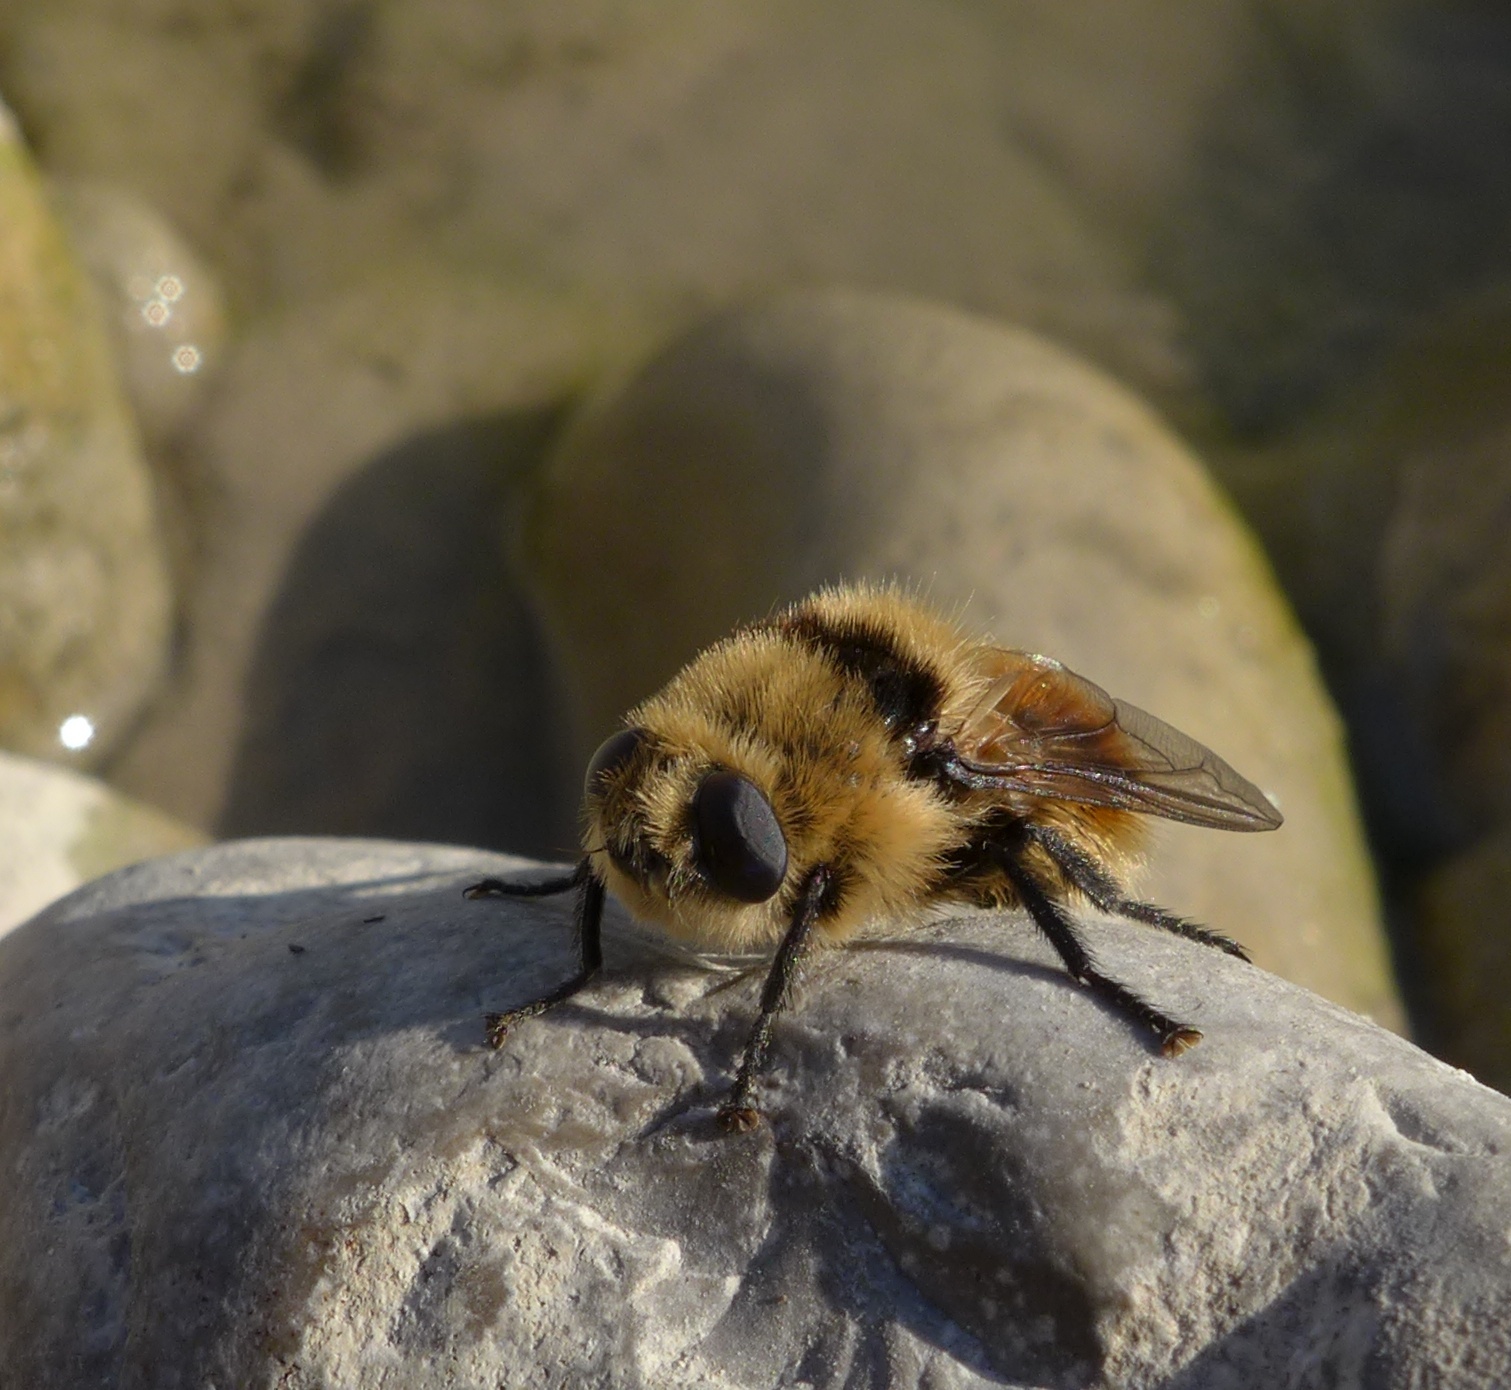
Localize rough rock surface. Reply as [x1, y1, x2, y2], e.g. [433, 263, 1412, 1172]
[0, 98, 172, 767]
[0, 750, 204, 936]
[526, 289, 1400, 1029]
[1, 838, 1506, 1389]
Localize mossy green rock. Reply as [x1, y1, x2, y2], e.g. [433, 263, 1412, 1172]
[0, 100, 171, 767]
[1419, 825, 1511, 1096]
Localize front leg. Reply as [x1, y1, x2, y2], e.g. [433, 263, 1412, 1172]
[464, 859, 588, 900]
[472, 859, 606, 1048]
[718, 865, 833, 1133]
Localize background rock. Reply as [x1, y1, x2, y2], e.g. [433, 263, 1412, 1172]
[1209, 293, 1511, 1077]
[48, 179, 227, 449]
[0, 0, 1213, 413]
[102, 269, 601, 853]
[0, 97, 172, 768]
[1155, 1, 1511, 435]
[1418, 824, 1511, 1096]
[1224, 292, 1511, 857]
[1374, 309, 1511, 843]
[525, 289, 1401, 1030]
[0, 749, 204, 936]
[0, 838, 1505, 1387]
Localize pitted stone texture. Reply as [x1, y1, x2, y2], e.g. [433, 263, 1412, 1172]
[1, 839, 1506, 1388]
[525, 288, 1399, 1030]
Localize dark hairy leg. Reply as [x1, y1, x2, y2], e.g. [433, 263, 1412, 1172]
[1024, 822, 1250, 961]
[994, 847, 1203, 1057]
[463, 859, 589, 900]
[718, 865, 834, 1133]
[468, 859, 606, 1049]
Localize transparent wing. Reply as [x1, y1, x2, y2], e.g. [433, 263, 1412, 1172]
[953, 647, 1282, 831]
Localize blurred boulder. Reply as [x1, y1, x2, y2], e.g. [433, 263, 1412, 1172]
[8, 1, 1503, 445]
[1154, 1, 1511, 434]
[525, 288, 1402, 1029]
[0, 97, 172, 769]
[1418, 824, 1511, 1096]
[104, 267, 599, 854]
[1197, 297, 1511, 860]
[0, 0, 1240, 414]
[0, 749, 204, 937]
[1374, 301, 1511, 843]
[215, 407, 577, 859]
[49, 179, 227, 447]
[0, 838, 1504, 1386]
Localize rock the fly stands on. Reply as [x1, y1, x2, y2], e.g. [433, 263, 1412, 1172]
[465, 583, 1282, 1132]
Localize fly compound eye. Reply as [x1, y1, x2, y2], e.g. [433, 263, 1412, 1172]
[691, 770, 788, 903]
[585, 727, 647, 798]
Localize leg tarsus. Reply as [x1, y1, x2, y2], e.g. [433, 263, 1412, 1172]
[482, 867, 604, 1047]
[717, 866, 833, 1131]
[997, 849, 1201, 1054]
[465, 860, 588, 900]
[485, 966, 598, 1048]
[716, 1104, 762, 1134]
[1162, 1026, 1203, 1057]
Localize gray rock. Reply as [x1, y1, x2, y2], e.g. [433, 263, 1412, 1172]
[524, 288, 1401, 1031]
[0, 99, 172, 768]
[2, 837, 1507, 1388]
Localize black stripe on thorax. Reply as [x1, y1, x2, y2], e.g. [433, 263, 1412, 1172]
[776, 609, 944, 738]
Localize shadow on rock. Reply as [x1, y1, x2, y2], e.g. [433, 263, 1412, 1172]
[220, 405, 576, 858]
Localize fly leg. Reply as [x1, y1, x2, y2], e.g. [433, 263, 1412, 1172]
[995, 846, 1203, 1056]
[465, 859, 605, 1048]
[718, 865, 833, 1132]
[1024, 823, 1249, 961]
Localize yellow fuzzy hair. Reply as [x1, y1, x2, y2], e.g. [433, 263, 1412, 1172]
[582, 583, 1146, 952]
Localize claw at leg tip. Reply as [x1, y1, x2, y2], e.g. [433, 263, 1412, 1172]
[717, 1105, 762, 1134]
[1162, 1026, 1203, 1057]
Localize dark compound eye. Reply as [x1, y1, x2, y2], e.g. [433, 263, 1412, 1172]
[691, 770, 788, 903]
[584, 727, 647, 798]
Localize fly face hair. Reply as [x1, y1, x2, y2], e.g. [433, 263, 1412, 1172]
[466, 583, 1282, 1132]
